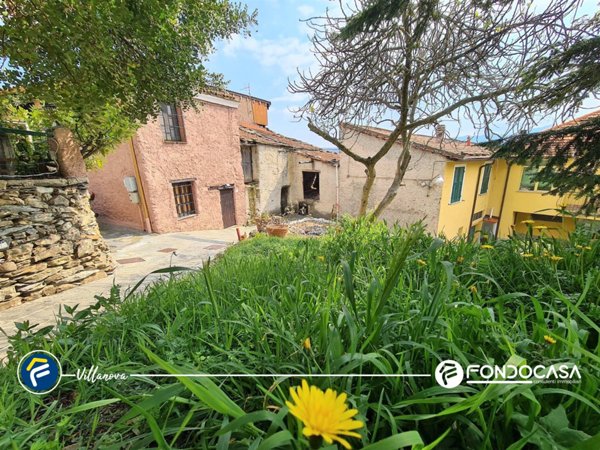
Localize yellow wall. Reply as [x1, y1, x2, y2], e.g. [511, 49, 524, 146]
[494, 162, 587, 239]
[437, 160, 495, 238]
[436, 158, 597, 240]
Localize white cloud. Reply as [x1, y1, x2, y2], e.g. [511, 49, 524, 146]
[222, 34, 314, 76]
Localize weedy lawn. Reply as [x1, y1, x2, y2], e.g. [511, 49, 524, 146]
[1, 218, 599, 449]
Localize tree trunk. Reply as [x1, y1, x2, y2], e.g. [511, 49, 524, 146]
[372, 144, 411, 218]
[358, 163, 376, 216]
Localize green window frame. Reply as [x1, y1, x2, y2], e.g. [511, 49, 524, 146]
[519, 165, 552, 192]
[519, 166, 538, 191]
[450, 166, 465, 204]
[479, 164, 492, 195]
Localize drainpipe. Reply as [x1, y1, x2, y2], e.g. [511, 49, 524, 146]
[128, 137, 153, 233]
[335, 161, 340, 218]
[468, 162, 485, 240]
[495, 162, 513, 239]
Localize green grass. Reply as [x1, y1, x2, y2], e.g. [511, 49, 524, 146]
[1, 217, 599, 449]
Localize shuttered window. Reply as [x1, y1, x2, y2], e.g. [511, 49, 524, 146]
[450, 166, 465, 204]
[172, 181, 196, 217]
[241, 146, 254, 183]
[479, 164, 491, 194]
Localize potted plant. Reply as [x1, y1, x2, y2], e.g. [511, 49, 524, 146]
[266, 216, 288, 238]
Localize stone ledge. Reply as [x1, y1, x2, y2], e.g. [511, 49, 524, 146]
[3, 177, 89, 188]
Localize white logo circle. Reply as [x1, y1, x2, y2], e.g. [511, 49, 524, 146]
[435, 359, 464, 388]
[17, 350, 63, 395]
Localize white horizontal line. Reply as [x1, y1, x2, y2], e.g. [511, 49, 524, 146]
[63, 373, 432, 378]
[130, 373, 432, 378]
[467, 380, 532, 384]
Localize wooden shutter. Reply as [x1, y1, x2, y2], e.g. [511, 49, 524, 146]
[451, 166, 465, 203]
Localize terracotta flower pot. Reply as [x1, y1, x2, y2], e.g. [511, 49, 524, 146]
[266, 224, 289, 238]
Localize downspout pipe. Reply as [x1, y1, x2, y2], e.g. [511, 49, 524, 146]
[495, 162, 513, 239]
[128, 137, 153, 233]
[467, 162, 485, 240]
[335, 161, 340, 218]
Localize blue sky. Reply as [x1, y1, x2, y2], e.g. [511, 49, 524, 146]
[207, 0, 599, 148]
[207, 0, 330, 146]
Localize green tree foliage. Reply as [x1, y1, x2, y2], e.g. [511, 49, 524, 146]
[490, 13, 600, 212]
[492, 114, 600, 214]
[339, 0, 438, 40]
[0, 0, 256, 159]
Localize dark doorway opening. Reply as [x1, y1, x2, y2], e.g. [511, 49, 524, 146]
[281, 186, 290, 214]
[302, 171, 320, 200]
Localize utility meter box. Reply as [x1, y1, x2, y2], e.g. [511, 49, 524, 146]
[128, 192, 140, 204]
[123, 176, 138, 193]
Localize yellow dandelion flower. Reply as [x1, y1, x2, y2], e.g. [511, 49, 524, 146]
[286, 380, 363, 449]
[521, 253, 533, 258]
[303, 337, 312, 351]
[575, 244, 583, 249]
[416, 259, 427, 266]
[534, 226, 548, 231]
[456, 256, 464, 263]
[584, 246, 592, 251]
[549, 255, 563, 262]
[317, 255, 325, 262]
[469, 285, 478, 294]
[481, 244, 494, 250]
[544, 335, 557, 345]
[521, 220, 535, 225]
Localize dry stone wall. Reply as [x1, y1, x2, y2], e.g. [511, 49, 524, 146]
[0, 177, 115, 310]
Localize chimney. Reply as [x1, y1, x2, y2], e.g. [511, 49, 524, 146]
[466, 135, 471, 146]
[435, 124, 446, 139]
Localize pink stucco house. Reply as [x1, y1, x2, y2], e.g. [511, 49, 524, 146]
[88, 92, 246, 233]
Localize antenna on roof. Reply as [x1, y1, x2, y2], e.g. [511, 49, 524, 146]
[239, 84, 255, 124]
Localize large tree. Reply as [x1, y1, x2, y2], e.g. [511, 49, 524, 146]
[492, 12, 600, 213]
[291, 0, 585, 217]
[0, 0, 256, 158]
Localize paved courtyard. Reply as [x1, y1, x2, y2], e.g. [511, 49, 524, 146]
[0, 223, 254, 360]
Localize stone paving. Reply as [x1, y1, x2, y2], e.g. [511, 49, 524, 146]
[0, 223, 254, 360]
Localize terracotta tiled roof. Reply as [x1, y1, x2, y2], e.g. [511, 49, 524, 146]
[551, 109, 600, 130]
[529, 109, 600, 156]
[239, 122, 339, 164]
[343, 124, 492, 160]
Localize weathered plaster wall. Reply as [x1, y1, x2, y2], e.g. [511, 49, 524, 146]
[90, 99, 246, 233]
[0, 178, 115, 310]
[87, 141, 144, 231]
[136, 100, 246, 233]
[253, 144, 290, 214]
[288, 154, 338, 218]
[339, 132, 445, 232]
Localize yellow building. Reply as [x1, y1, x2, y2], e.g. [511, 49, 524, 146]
[341, 113, 599, 240]
[438, 113, 599, 240]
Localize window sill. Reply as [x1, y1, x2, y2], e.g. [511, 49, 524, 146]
[517, 189, 549, 193]
[449, 199, 463, 205]
[163, 140, 187, 145]
[177, 214, 197, 221]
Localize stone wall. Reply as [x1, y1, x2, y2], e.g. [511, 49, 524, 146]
[0, 177, 115, 310]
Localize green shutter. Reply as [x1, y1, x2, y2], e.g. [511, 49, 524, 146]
[451, 166, 465, 203]
[480, 165, 491, 194]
